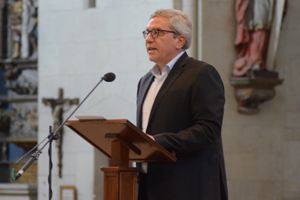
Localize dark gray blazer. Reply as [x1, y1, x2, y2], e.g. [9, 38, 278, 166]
[137, 52, 228, 200]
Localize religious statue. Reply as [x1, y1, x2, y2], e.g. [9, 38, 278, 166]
[231, 0, 287, 114]
[12, 30, 21, 59]
[4, 67, 38, 95]
[22, 0, 38, 60]
[15, 69, 38, 94]
[233, 0, 288, 77]
[9, 0, 22, 59]
[8, 0, 38, 59]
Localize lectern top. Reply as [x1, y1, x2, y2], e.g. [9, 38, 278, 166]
[65, 119, 176, 163]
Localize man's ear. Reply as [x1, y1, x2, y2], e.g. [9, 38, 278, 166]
[176, 35, 186, 50]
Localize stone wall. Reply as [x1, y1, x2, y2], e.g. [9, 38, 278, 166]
[201, 0, 300, 199]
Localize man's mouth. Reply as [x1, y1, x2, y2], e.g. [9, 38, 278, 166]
[147, 47, 157, 53]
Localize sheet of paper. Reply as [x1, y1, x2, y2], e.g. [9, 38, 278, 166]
[75, 115, 106, 121]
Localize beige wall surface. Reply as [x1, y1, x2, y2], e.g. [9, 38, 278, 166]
[38, 0, 300, 199]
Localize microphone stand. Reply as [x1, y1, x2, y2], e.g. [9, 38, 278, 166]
[12, 73, 116, 200]
[48, 126, 55, 200]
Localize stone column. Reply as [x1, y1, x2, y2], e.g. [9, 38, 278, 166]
[182, 0, 198, 59]
[21, 0, 29, 58]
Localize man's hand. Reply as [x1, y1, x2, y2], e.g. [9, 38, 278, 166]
[146, 134, 155, 141]
[146, 134, 175, 156]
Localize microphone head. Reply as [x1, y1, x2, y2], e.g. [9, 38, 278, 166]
[102, 72, 116, 82]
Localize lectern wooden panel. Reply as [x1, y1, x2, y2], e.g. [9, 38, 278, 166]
[65, 119, 176, 200]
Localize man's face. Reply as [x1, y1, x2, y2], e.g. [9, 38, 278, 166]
[145, 17, 182, 69]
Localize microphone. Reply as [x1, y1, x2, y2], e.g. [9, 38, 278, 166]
[15, 150, 41, 180]
[13, 72, 116, 180]
[102, 72, 116, 82]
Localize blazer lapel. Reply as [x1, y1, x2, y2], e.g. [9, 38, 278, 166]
[137, 72, 154, 129]
[147, 53, 189, 129]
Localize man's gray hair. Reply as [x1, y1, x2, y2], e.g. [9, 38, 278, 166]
[150, 9, 192, 50]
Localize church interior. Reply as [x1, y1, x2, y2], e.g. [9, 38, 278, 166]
[0, 0, 299, 199]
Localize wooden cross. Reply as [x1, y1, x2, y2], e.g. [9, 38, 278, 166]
[42, 88, 79, 178]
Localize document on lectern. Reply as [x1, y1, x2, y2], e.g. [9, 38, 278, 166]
[75, 115, 106, 121]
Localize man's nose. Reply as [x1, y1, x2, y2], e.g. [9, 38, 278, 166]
[145, 33, 154, 42]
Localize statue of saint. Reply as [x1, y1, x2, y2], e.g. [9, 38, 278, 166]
[21, 0, 38, 59]
[10, 1, 22, 59]
[233, 0, 287, 77]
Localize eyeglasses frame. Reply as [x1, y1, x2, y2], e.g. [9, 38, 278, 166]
[142, 28, 177, 39]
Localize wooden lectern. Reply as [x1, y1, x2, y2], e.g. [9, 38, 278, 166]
[65, 119, 176, 200]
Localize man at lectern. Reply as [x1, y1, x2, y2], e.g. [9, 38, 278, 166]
[136, 9, 228, 200]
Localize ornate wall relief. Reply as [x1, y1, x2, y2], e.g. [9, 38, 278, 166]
[0, 0, 38, 185]
[9, 102, 37, 138]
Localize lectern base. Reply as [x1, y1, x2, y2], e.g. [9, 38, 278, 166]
[101, 167, 139, 200]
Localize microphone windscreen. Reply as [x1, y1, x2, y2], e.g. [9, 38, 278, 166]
[103, 73, 116, 82]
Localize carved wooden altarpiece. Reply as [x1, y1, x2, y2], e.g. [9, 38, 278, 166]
[0, 0, 38, 186]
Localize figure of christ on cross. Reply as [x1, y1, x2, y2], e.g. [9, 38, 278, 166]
[42, 88, 79, 178]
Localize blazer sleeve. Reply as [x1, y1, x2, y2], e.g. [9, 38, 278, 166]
[153, 64, 225, 153]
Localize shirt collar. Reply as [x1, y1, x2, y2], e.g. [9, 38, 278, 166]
[150, 51, 185, 78]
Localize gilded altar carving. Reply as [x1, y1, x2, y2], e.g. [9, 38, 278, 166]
[10, 102, 37, 138]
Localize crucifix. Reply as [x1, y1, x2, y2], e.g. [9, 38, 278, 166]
[42, 88, 79, 178]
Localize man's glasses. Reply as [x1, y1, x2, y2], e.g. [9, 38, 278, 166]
[142, 28, 176, 39]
